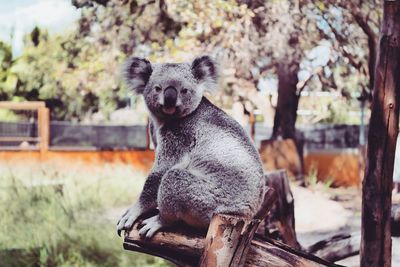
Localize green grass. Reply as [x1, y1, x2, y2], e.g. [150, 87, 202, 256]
[0, 162, 170, 267]
[305, 163, 334, 190]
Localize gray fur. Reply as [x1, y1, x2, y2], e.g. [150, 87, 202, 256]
[117, 56, 265, 238]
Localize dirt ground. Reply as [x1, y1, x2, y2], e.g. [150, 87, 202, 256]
[293, 183, 400, 266]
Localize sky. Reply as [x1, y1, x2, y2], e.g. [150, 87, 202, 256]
[0, 0, 80, 56]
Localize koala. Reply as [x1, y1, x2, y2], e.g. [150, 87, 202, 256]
[117, 55, 265, 238]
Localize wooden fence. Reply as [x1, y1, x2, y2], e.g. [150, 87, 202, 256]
[0, 101, 49, 155]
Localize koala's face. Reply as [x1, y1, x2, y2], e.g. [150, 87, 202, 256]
[123, 56, 218, 119]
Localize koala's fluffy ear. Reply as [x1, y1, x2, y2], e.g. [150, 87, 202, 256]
[123, 57, 152, 94]
[191, 56, 219, 93]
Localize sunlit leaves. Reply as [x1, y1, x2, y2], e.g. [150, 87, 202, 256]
[0, 0, 382, 122]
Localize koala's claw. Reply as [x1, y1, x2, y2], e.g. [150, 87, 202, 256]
[116, 205, 141, 237]
[138, 215, 163, 239]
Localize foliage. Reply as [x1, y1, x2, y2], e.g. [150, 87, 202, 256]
[0, 41, 16, 100]
[69, 0, 262, 109]
[310, 0, 381, 100]
[0, 0, 382, 123]
[320, 100, 362, 124]
[297, 93, 363, 125]
[0, 162, 170, 267]
[0, 27, 130, 121]
[0, 108, 21, 122]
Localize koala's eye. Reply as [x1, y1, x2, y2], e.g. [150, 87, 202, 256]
[181, 88, 188, 94]
[154, 86, 162, 92]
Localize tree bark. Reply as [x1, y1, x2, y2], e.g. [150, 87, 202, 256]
[123, 223, 342, 267]
[124, 187, 276, 267]
[392, 204, 400, 237]
[307, 232, 361, 263]
[360, 1, 400, 267]
[306, 204, 400, 263]
[272, 62, 300, 139]
[261, 170, 301, 250]
[199, 214, 245, 267]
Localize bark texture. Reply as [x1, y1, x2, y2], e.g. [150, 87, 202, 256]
[260, 170, 301, 250]
[272, 62, 301, 139]
[123, 222, 342, 267]
[361, 1, 400, 266]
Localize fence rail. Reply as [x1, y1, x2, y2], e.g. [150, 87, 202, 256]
[0, 102, 370, 152]
[0, 122, 366, 151]
[0, 101, 49, 154]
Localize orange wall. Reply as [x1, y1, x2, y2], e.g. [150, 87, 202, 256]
[0, 150, 155, 172]
[304, 149, 363, 187]
[0, 149, 363, 187]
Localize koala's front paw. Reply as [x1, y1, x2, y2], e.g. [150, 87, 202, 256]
[138, 214, 164, 239]
[116, 205, 142, 236]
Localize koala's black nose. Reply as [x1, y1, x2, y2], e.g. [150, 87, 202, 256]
[164, 86, 177, 107]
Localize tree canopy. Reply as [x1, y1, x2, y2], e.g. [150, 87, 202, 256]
[0, 0, 381, 124]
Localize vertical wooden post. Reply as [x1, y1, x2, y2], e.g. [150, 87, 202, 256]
[199, 214, 245, 267]
[199, 188, 277, 267]
[264, 170, 301, 250]
[38, 107, 50, 156]
[361, 1, 400, 266]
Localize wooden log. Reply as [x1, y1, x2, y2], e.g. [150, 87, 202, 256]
[123, 226, 343, 267]
[123, 187, 341, 267]
[245, 238, 339, 267]
[307, 232, 361, 263]
[306, 206, 400, 263]
[123, 227, 203, 266]
[199, 214, 245, 267]
[125, 187, 275, 267]
[262, 170, 301, 249]
[231, 188, 277, 266]
[361, 1, 400, 266]
[198, 186, 277, 267]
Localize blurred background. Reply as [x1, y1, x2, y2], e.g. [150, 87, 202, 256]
[0, 0, 397, 266]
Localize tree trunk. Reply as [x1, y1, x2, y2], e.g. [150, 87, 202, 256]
[392, 204, 400, 237]
[272, 62, 300, 139]
[360, 1, 400, 266]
